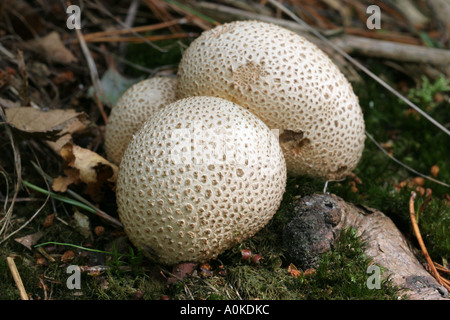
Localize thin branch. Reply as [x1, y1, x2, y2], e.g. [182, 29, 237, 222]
[365, 131, 450, 188]
[0, 107, 22, 238]
[91, 0, 167, 53]
[74, 27, 109, 123]
[83, 32, 195, 43]
[81, 18, 187, 40]
[409, 192, 450, 292]
[6, 256, 29, 300]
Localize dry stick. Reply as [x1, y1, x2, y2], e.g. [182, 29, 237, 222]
[409, 192, 450, 291]
[119, 0, 141, 59]
[6, 256, 29, 300]
[332, 35, 450, 66]
[74, 28, 108, 123]
[83, 32, 195, 43]
[365, 131, 450, 188]
[143, 0, 183, 33]
[82, 18, 186, 40]
[91, 0, 166, 53]
[0, 107, 22, 238]
[434, 262, 450, 275]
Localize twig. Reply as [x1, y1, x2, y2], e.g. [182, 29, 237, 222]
[22, 180, 123, 229]
[365, 131, 450, 188]
[434, 262, 450, 275]
[29, 161, 123, 229]
[332, 35, 450, 66]
[0, 107, 22, 238]
[6, 256, 29, 300]
[409, 192, 450, 291]
[82, 18, 187, 40]
[83, 32, 195, 43]
[343, 27, 421, 45]
[74, 27, 109, 122]
[91, 0, 167, 52]
[119, 0, 141, 60]
[143, 0, 183, 33]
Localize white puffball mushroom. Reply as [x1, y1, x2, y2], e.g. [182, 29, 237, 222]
[104, 77, 177, 165]
[177, 20, 366, 181]
[116, 96, 287, 265]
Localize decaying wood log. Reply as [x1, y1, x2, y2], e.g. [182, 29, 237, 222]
[282, 193, 449, 300]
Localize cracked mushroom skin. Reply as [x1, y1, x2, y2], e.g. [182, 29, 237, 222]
[177, 20, 366, 181]
[116, 96, 287, 265]
[105, 77, 177, 165]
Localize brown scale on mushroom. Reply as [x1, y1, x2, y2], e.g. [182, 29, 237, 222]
[177, 20, 366, 181]
[116, 96, 286, 265]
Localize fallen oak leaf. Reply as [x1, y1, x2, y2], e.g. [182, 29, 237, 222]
[22, 31, 78, 65]
[60, 143, 118, 185]
[5, 107, 89, 153]
[52, 168, 80, 193]
[14, 231, 43, 250]
[54, 143, 118, 201]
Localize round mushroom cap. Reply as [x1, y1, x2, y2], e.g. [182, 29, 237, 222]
[116, 96, 287, 265]
[177, 20, 366, 181]
[105, 77, 177, 165]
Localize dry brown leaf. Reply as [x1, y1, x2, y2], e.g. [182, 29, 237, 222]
[14, 231, 43, 250]
[52, 168, 80, 192]
[61, 250, 76, 263]
[32, 31, 78, 64]
[5, 107, 88, 153]
[55, 143, 118, 201]
[61, 144, 118, 185]
[43, 213, 55, 228]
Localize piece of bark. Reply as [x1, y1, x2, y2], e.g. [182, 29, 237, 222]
[283, 193, 449, 300]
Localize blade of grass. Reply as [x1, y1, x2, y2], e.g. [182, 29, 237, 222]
[22, 180, 123, 228]
[23, 180, 97, 214]
[34, 241, 117, 255]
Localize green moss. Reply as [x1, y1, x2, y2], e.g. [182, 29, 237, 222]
[167, 228, 400, 300]
[299, 228, 400, 300]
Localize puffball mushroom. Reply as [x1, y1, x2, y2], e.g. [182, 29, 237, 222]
[177, 20, 366, 181]
[104, 77, 177, 165]
[116, 96, 287, 265]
